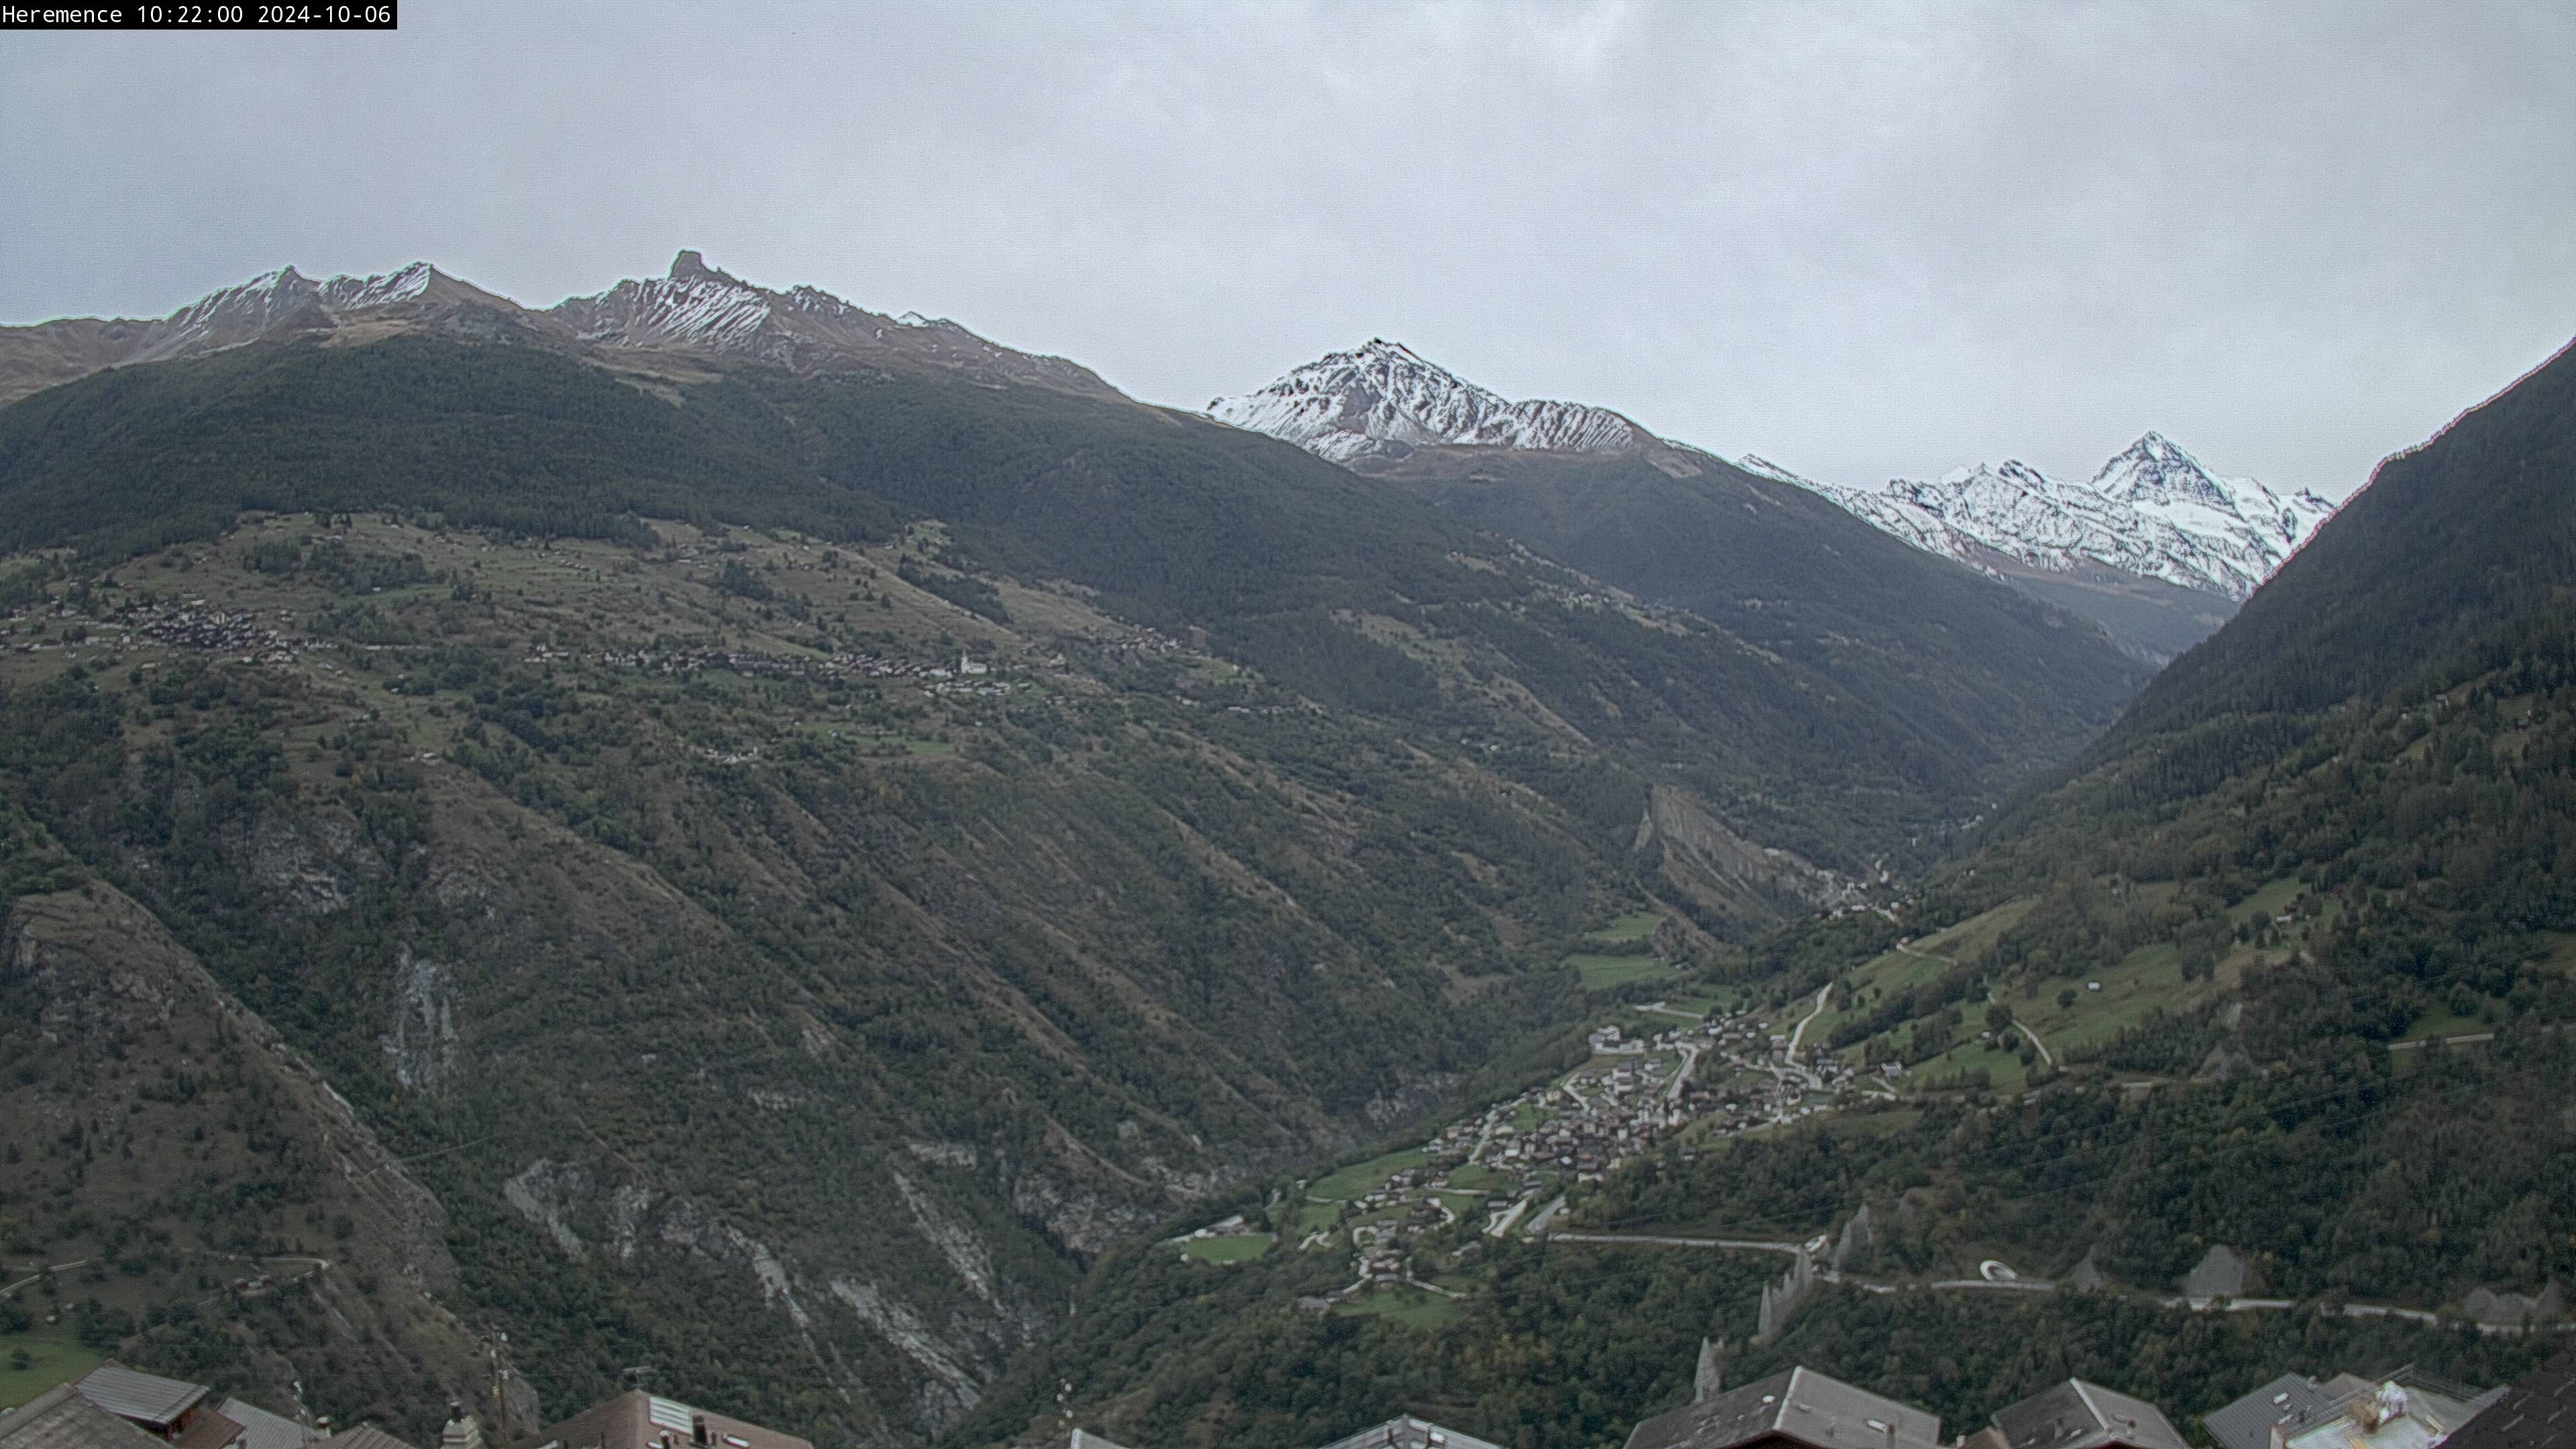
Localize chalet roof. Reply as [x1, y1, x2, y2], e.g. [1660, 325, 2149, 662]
[2211, 1368, 2503, 1449]
[1625, 1367, 1942, 1449]
[2205, 1376, 2337, 1449]
[76, 1366, 211, 1430]
[513, 1392, 810, 1449]
[1312, 1416, 1507, 1449]
[1990, 1381, 2189, 1449]
[331, 1428, 419, 1449]
[213, 1401, 309, 1449]
[1, 1385, 172, 1449]
[2444, 1350, 2576, 1449]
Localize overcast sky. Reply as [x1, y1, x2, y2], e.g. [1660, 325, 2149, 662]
[4, 1, 2570, 498]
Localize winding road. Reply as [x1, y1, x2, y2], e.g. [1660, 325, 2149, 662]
[1890, 936, 2055, 1068]
[1784, 983, 1833, 1063]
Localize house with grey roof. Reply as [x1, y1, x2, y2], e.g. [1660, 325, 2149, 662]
[2206, 1373, 2340, 1449]
[511, 1391, 809, 1449]
[1971, 1381, 2189, 1449]
[2207, 1368, 2504, 1449]
[2441, 1349, 2576, 1449]
[1623, 1366, 1942, 1449]
[210, 1402, 311, 1449]
[72, 1366, 215, 1444]
[1, 1385, 172, 1449]
[66, 1362, 405, 1449]
[1312, 1417, 1505, 1449]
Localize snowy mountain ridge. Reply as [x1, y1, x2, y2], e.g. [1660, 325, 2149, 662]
[1208, 339, 1640, 463]
[1761, 434, 2337, 602]
[1215, 342, 2331, 606]
[0, 252, 1114, 407]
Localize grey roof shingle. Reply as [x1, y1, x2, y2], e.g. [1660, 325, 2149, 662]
[2441, 1351, 2576, 1449]
[2205, 1376, 2337, 1449]
[74, 1366, 209, 1430]
[215, 1400, 311, 1449]
[1625, 1367, 1942, 1449]
[1990, 1382, 2188, 1449]
[1311, 1417, 1507, 1449]
[1, 1385, 174, 1449]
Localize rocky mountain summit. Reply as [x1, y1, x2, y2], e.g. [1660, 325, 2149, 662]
[0, 251, 1112, 406]
[549, 250, 1112, 394]
[1209, 339, 1641, 464]
[1752, 433, 2337, 604]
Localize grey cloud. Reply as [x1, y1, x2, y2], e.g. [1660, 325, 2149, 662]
[1, 0, 2567, 498]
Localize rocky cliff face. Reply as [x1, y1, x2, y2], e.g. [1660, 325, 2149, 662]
[1632, 785, 1866, 922]
[2, 876, 505, 1442]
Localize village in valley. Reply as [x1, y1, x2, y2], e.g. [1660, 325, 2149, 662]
[1155, 913, 1890, 1322]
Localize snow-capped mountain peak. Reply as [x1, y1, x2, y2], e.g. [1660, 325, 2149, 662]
[1759, 437, 2338, 602]
[2090, 431, 2238, 509]
[158, 266, 325, 340]
[537, 251, 1114, 394]
[111, 261, 482, 366]
[555, 250, 783, 350]
[0, 252, 1120, 411]
[1210, 341, 1640, 464]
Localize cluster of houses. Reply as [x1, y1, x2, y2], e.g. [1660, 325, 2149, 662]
[1040, 1346, 2575, 1449]
[1, 1370, 812, 1449]
[1480, 1052, 1684, 1180]
[1292, 1005, 1892, 1292]
[581, 644, 1007, 690]
[1286, 1006, 1894, 1299]
[10, 599, 303, 668]
[8, 1301, 2567, 1449]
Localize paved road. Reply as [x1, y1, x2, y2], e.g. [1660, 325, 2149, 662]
[1892, 936, 2056, 1067]
[2386, 1031, 2496, 1053]
[1558, 1234, 2559, 1334]
[1549, 1232, 1804, 1253]
[0, 1258, 90, 1298]
[1666, 1044, 1701, 1102]
[1784, 984, 1833, 1062]
[1983, 984, 2055, 1067]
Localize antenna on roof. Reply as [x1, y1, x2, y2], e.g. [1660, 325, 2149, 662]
[624, 1367, 654, 1392]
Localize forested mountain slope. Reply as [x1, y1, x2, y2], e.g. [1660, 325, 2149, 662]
[1727, 336, 2576, 1303]
[0, 280, 2153, 1449]
[948, 339, 2576, 1449]
[0, 511, 1609, 1448]
[1693, 337, 2576, 1408]
[0, 323, 2126, 878]
[1210, 341, 2151, 763]
[1365, 443, 2151, 783]
[2104, 338, 2576, 742]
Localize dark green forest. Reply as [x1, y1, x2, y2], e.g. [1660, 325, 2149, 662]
[2, 323, 2570, 1449]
